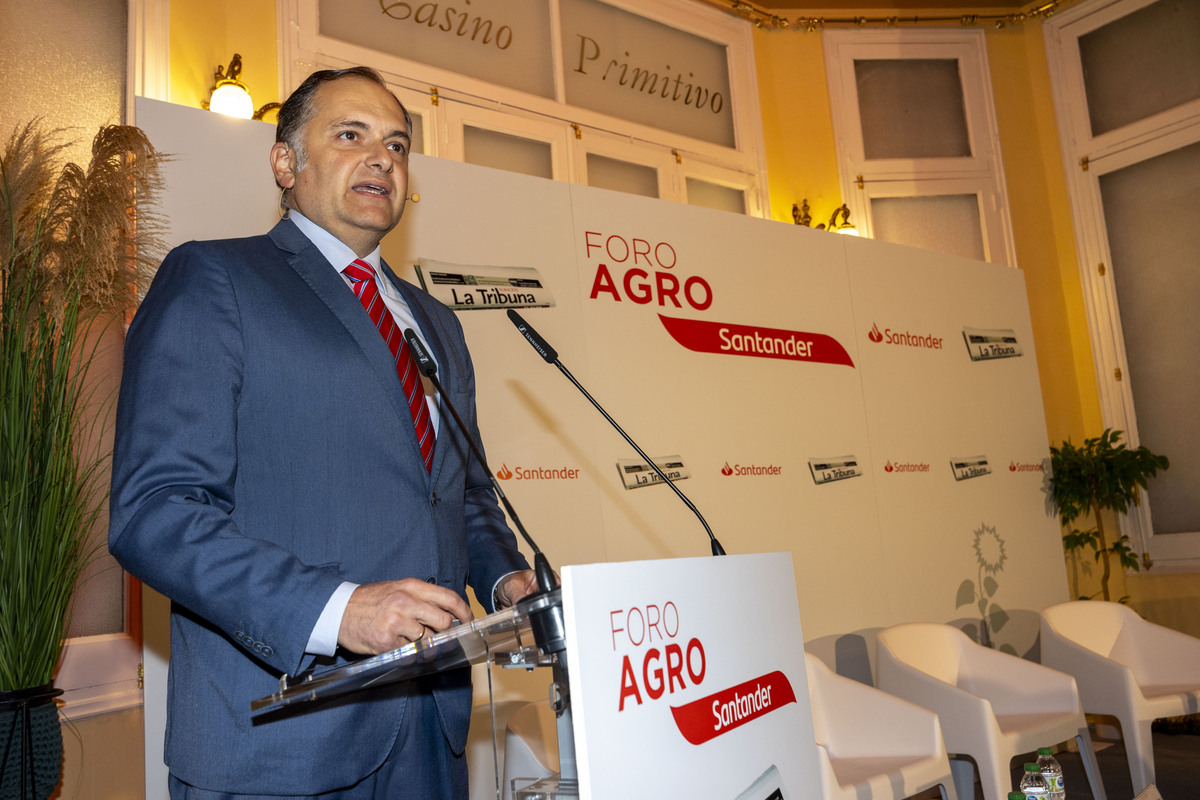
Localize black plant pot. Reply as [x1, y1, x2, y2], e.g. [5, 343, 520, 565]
[0, 684, 63, 800]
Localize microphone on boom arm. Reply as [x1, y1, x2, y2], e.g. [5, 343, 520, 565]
[403, 328, 577, 787]
[505, 309, 727, 557]
[403, 329, 559, 596]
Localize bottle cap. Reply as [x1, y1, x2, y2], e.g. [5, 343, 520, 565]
[1009, 794, 1028, 800]
[1038, 746, 1053, 755]
[1024, 763, 1040, 772]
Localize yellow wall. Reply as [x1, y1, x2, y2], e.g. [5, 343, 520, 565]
[169, 0, 279, 113]
[985, 23, 1105, 445]
[752, 29, 843, 226]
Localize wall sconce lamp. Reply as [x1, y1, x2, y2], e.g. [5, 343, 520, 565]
[792, 199, 860, 236]
[203, 54, 282, 121]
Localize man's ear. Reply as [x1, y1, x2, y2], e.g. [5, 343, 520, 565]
[270, 141, 296, 189]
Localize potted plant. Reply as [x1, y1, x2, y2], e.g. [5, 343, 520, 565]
[1, 121, 164, 799]
[1049, 428, 1170, 602]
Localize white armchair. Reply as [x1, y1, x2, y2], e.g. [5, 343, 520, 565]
[501, 699, 559, 800]
[1041, 600, 1200, 794]
[876, 623, 1106, 800]
[806, 652, 958, 800]
[467, 699, 528, 800]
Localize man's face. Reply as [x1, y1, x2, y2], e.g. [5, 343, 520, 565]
[271, 76, 410, 257]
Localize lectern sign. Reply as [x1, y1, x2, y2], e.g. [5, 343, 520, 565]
[562, 553, 819, 799]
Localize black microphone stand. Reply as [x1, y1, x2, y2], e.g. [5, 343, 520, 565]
[403, 330, 577, 797]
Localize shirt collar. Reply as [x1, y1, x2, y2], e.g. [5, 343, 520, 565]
[288, 210, 381, 273]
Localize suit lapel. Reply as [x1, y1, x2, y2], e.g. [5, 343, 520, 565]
[269, 220, 432, 479]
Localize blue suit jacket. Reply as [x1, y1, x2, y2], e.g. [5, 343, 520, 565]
[109, 218, 529, 794]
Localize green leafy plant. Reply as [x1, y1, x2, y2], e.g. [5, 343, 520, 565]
[0, 238, 100, 692]
[1049, 428, 1169, 602]
[0, 121, 164, 693]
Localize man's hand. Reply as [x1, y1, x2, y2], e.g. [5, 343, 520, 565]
[494, 569, 542, 610]
[338, 579, 474, 655]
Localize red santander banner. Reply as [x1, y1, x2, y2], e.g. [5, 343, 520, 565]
[658, 314, 854, 366]
[670, 670, 798, 745]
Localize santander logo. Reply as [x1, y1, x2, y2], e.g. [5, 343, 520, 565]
[868, 322, 944, 351]
[721, 461, 782, 477]
[495, 463, 580, 481]
[883, 459, 931, 473]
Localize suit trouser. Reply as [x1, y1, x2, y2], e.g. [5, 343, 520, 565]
[167, 688, 468, 800]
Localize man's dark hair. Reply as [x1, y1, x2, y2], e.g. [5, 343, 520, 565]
[275, 66, 412, 205]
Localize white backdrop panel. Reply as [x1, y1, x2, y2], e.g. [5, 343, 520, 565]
[846, 237, 1066, 656]
[135, 100, 1069, 797]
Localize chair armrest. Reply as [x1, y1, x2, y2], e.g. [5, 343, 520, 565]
[958, 642, 1079, 716]
[1041, 618, 1141, 713]
[1123, 621, 1200, 687]
[876, 645, 997, 745]
[820, 671, 941, 759]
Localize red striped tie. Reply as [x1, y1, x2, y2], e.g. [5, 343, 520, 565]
[343, 259, 435, 472]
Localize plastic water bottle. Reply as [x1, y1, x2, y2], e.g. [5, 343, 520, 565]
[1019, 763, 1050, 797]
[1037, 747, 1065, 800]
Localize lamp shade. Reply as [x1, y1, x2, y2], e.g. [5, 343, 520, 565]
[209, 81, 254, 119]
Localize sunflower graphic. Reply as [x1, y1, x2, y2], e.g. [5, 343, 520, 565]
[973, 523, 1007, 576]
[956, 523, 1015, 653]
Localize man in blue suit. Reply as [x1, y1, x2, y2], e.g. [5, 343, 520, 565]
[109, 66, 537, 799]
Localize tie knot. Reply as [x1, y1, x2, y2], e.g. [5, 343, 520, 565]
[343, 259, 375, 284]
